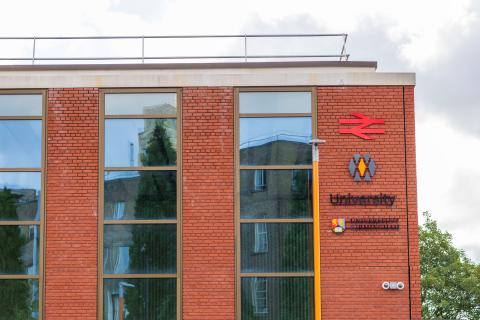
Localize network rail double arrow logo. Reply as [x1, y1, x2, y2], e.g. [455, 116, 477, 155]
[338, 112, 385, 140]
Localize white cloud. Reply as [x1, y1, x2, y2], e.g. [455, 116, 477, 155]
[417, 109, 480, 261]
[0, 0, 479, 262]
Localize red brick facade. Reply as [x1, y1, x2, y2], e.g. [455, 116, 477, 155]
[317, 86, 419, 319]
[45, 88, 99, 320]
[182, 87, 235, 320]
[40, 85, 418, 319]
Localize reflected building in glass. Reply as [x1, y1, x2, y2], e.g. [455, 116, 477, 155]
[102, 92, 178, 320]
[238, 91, 315, 320]
[0, 94, 43, 319]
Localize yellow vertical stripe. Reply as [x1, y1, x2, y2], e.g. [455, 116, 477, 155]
[313, 158, 322, 320]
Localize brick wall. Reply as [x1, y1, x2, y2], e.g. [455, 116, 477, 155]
[182, 87, 235, 320]
[39, 84, 419, 319]
[404, 86, 421, 318]
[317, 86, 420, 319]
[45, 88, 99, 319]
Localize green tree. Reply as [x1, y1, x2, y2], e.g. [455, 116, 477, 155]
[124, 122, 176, 320]
[0, 188, 32, 320]
[420, 211, 480, 319]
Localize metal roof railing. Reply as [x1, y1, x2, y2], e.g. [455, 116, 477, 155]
[0, 34, 349, 65]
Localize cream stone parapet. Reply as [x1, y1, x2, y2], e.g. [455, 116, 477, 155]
[0, 62, 415, 88]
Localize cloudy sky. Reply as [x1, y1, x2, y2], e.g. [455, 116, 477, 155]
[1, 0, 479, 261]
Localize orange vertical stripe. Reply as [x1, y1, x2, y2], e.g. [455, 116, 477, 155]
[313, 157, 322, 320]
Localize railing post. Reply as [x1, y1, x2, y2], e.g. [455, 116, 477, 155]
[340, 34, 348, 61]
[244, 34, 247, 62]
[32, 37, 36, 65]
[142, 36, 145, 64]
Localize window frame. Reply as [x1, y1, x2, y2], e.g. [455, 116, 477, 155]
[0, 90, 46, 320]
[235, 87, 317, 319]
[98, 88, 182, 320]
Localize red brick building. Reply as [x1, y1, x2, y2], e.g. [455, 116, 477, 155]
[0, 61, 419, 319]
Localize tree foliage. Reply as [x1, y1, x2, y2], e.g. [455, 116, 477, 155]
[420, 211, 480, 319]
[0, 187, 33, 319]
[124, 122, 176, 319]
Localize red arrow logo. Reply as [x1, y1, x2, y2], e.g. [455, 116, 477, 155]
[339, 113, 385, 140]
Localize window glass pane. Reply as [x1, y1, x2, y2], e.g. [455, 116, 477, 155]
[0, 172, 41, 221]
[241, 223, 313, 273]
[105, 93, 176, 115]
[0, 120, 42, 168]
[240, 117, 311, 165]
[0, 225, 39, 275]
[104, 171, 176, 220]
[240, 170, 311, 219]
[104, 224, 176, 274]
[0, 94, 42, 116]
[239, 92, 311, 114]
[241, 277, 313, 320]
[105, 119, 177, 167]
[0, 279, 39, 319]
[104, 278, 176, 320]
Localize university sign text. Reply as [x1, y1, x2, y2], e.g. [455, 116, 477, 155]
[330, 193, 396, 206]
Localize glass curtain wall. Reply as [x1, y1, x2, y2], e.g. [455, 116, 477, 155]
[101, 91, 179, 320]
[0, 93, 44, 319]
[238, 90, 315, 320]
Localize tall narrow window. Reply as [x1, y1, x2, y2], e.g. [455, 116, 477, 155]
[254, 223, 268, 253]
[252, 277, 268, 314]
[0, 92, 44, 320]
[253, 169, 267, 192]
[238, 90, 314, 320]
[101, 90, 180, 320]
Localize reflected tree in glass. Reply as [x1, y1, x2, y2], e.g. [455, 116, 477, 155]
[105, 279, 175, 320]
[139, 122, 176, 166]
[134, 123, 177, 219]
[241, 278, 312, 320]
[279, 278, 312, 320]
[125, 121, 176, 319]
[0, 188, 32, 318]
[281, 170, 313, 319]
[0, 187, 20, 220]
[290, 170, 312, 218]
[282, 224, 312, 272]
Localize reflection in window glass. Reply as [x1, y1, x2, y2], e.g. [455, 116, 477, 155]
[0, 226, 39, 275]
[0, 279, 39, 319]
[240, 170, 312, 219]
[242, 223, 312, 273]
[240, 118, 311, 165]
[104, 171, 176, 220]
[253, 170, 267, 192]
[0, 95, 42, 116]
[105, 119, 177, 167]
[254, 223, 268, 253]
[104, 224, 176, 274]
[239, 92, 311, 114]
[105, 93, 177, 115]
[0, 120, 42, 168]
[252, 277, 268, 314]
[104, 278, 176, 320]
[0, 172, 41, 221]
[241, 277, 313, 320]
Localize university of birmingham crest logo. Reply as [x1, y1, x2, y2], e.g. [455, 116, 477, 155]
[331, 218, 346, 233]
[349, 154, 376, 182]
